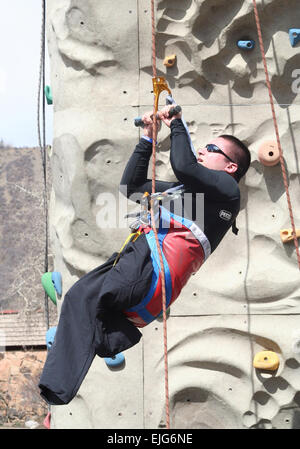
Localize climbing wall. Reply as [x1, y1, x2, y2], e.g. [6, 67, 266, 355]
[46, 0, 300, 428]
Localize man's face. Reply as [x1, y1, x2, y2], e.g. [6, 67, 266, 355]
[197, 137, 238, 176]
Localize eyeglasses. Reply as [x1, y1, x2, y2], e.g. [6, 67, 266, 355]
[205, 144, 237, 164]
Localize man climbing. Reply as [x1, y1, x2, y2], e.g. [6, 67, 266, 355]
[39, 105, 251, 405]
[119, 105, 250, 327]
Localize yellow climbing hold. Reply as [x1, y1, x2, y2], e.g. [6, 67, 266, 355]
[253, 351, 280, 371]
[280, 228, 300, 244]
[163, 54, 176, 67]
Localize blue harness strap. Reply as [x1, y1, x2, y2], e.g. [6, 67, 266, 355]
[125, 213, 173, 324]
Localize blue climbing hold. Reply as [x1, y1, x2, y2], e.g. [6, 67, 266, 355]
[289, 29, 300, 47]
[51, 272, 62, 296]
[237, 40, 255, 50]
[46, 326, 57, 350]
[104, 352, 125, 368]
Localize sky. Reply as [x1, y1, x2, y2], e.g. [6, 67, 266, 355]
[0, 1, 52, 148]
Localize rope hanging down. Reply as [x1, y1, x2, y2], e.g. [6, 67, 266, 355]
[150, 0, 170, 430]
[38, 0, 50, 329]
[252, 0, 300, 270]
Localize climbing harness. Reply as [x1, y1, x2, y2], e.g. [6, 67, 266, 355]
[113, 230, 143, 267]
[252, 0, 300, 270]
[125, 185, 185, 228]
[123, 207, 209, 327]
[113, 185, 185, 265]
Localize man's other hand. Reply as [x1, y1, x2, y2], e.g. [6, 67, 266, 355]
[141, 111, 162, 139]
[157, 105, 182, 128]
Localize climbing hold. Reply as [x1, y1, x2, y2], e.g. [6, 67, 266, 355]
[46, 326, 57, 350]
[280, 228, 300, 244]
[258, 141, 280, 167]
[237, 40, 255, 50]
[104, 352, 125, 368]
[43, 412, 51, 429]
[134, 117, 145, 128]
[44, 85, 53, 105]
[289, 29, 300, 47]
[41, 271, 62, 305]
[41, 272, 57, 305]
[51, 272, 62, 296]
[253, 351, 280, 371]
[163, 54, 176, 67]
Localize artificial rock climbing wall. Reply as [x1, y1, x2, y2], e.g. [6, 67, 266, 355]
[46, 0, 300, 429]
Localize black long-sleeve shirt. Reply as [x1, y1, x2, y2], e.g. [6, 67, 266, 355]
[120, 119, 240, 254]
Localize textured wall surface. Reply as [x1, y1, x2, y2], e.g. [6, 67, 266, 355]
[46, 0, 300, 428]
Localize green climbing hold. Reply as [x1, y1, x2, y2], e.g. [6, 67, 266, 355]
[41, 272, 57, 305]
[44, 85, 53, 105]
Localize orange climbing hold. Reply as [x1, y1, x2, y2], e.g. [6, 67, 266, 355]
[258, 141, 280, 167]
[163, 54, 176, 67]
[280, 229, 300, 244]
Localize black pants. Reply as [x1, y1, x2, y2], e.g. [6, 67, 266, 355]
[39, 234, 153, 405]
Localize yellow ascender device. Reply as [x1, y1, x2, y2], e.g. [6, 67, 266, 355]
[152, 76, 172, 113]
